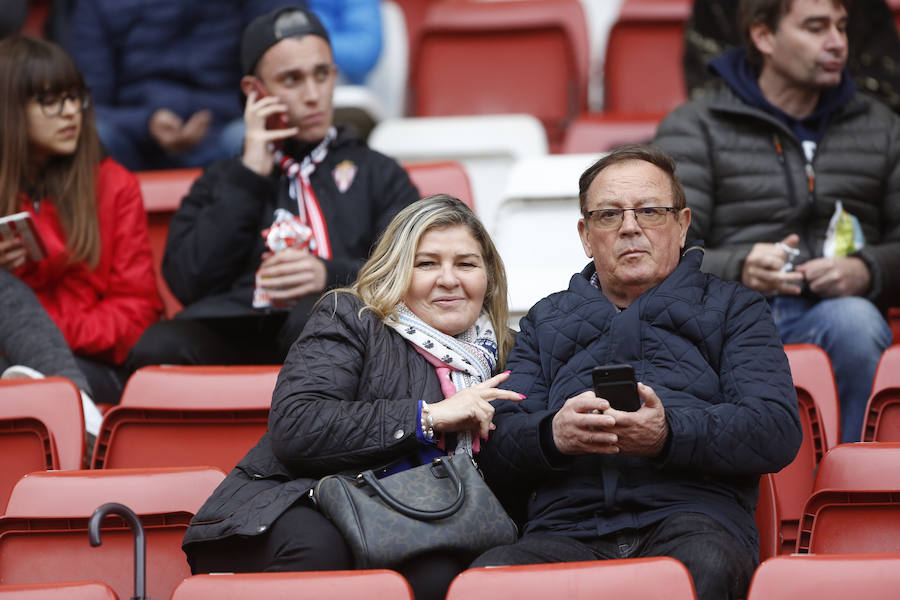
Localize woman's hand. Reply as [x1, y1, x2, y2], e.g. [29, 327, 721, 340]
[427, 371, 524, 439]
[0, 236, 26, 271]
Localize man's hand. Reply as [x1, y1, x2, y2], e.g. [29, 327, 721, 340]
[0, 236, 26, 271]
[741, 233, 805, 295]
[241, 89, 299, 176]
[149, 108, 212, 155]
[551, 391, 617, 455]
[605, 383, 668, 458]
[796, 256, 870, 298]
[256, 248, 327, 303]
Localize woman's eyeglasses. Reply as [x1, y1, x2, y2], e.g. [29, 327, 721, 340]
[33, 89, 91, 117]
[584, 206, 678, 230]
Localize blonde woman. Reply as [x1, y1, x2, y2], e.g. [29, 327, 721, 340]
[184, 195, 520, 600]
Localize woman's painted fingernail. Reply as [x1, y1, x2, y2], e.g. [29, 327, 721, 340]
[503, 370, 511, 375]
[518, 393, 527, 400]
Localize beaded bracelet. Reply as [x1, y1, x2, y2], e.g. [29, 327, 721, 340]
[420, 400, 435, 442]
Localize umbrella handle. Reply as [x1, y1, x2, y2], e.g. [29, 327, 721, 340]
[89, 502, 147, 600]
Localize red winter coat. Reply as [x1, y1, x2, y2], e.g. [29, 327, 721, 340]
[14, 158, 162, 364]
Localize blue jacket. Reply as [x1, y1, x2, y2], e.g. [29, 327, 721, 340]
[67, 0, 304, 147]
[480, 246, 802, 551]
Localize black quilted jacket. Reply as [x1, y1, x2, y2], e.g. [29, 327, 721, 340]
[479, 247, 802, 551]
[182, 292, 443, 548]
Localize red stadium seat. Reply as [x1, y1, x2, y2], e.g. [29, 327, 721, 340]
[603, 0, 691, 116]
[746, 554, 900, 600]
[445, 557, 697, 600]
[403, 160, 474, 209]
[0, 466, 224, 600]
[560, 112, 662, 154]
[412, 0, 589, 150]
[91, 365, 278, 471]
[135, 168, 201, 319]
[171, 570, 414, 600]
[888, 307, 900, 344]
[796, 442, 900, 554]
[774, 344, 840, 553]
[0, 581, 117, 599]
[0, 378, 85, 513]
[863, 345, 900, 441]
[756, 473, 780, 562]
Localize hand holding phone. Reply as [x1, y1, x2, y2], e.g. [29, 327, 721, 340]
[0, 211, 46, 266]
[592, 364, 641, 412]
[251, 81, 289, 132]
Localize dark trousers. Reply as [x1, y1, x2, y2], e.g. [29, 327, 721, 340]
[471, 512, 757, 600]
[126, 296, 317, 371]
[185, 502, 470, 600]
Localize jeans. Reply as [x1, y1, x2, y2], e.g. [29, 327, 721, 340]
[472, 512, 757, 600]
[770, 295, 892, 442]
[96, 117, 245, 171]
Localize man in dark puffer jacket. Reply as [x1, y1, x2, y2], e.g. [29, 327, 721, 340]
[655, 0, 899, 442]
[473, 146, 801, 600]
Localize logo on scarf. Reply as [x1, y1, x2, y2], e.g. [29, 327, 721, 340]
[333, 160, 357, 193]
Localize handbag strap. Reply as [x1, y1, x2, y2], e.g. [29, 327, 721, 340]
[358, 457, 466, 521]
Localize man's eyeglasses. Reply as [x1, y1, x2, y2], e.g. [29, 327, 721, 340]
[584, 206, 679, 230]
[33, 89, 91, 117]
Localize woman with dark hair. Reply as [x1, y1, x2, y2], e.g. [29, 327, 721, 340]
[183, 194, 521, 600]
[0, 35, 161, 437]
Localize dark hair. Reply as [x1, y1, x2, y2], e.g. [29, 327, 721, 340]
[0, 35, 102, 266]
[578, 144, 687, 214]
[738, 0, 852, 68]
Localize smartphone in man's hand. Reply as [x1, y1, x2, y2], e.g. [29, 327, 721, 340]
[252, 80, 289, 132]
[592, 364, 641, 412]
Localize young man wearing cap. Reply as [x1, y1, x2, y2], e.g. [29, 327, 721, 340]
[126, 6, 420, 369]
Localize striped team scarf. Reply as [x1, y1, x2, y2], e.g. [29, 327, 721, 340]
[386, 303, 499, 456]
[272, 126, 337, 259]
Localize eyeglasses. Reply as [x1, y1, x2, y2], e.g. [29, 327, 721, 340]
[584, 206, 679, 230]
[33, 89, 91, 117]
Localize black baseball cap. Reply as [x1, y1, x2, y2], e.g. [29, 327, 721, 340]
[241, 6, 331, 75]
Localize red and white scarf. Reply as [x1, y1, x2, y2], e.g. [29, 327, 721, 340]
[272, 126, 337, 260]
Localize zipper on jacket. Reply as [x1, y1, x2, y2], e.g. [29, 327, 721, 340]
[804, 161, 815, 204]
[772, 134, 798, 206]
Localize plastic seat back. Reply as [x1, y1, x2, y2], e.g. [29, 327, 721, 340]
[604, 0, 691, 116]
[796, 443, 900, 554]
[747, 554, 900, 600]
[0, 466, 224, 600]
[403, 161, 474, 209]
[171, 570, 414, 600]
[136, 168, 202, 319]
[412, 0, 589, 149]
[0, 378, 85, 513]
[0, 581, 118, 599]
[369, 114, 548, 233]
[92, 365, 278, 471]
[446, 557, 697, 600]
[775, 344, 839, 552]
[863, 344, 900, 441]
[756, 473, 780, 562]
[492, 153, 600, 327]
[561, 113, 662, 153]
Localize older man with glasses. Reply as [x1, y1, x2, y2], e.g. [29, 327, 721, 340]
[473, 145, 801, 600]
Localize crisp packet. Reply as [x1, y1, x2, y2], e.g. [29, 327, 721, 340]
[823, 200, 865, 258]
[253, 209, 313, 309]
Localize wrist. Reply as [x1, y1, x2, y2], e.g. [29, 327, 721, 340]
[420, 400, 435, 442]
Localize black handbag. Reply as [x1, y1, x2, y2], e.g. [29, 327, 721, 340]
[313, 454, 518, 568]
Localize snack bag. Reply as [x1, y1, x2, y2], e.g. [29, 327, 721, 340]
[253, 209, 313, 309]
[822, 200, 865, 259]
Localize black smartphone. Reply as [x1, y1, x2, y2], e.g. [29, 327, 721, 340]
[592, 364, 641, 412]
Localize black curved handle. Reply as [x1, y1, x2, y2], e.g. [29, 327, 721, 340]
[359, 457, 465, 521]
[89, 502, 148, 600]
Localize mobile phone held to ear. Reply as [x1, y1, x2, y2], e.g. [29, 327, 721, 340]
[251, 80, 288, 131]
[592, 364, 641, 412]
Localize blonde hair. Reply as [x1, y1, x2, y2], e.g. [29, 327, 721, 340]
[332, 194, 513, 367]
[0, 35, 102, 267]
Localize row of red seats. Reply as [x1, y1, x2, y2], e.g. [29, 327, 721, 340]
[0, 458, 897, 599]
[4, 345, 900, 539]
